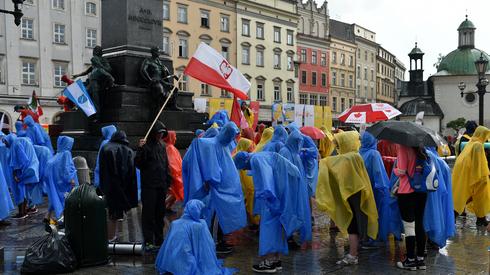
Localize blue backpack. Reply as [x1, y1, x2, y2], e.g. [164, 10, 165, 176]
[408, 154, 439, 192]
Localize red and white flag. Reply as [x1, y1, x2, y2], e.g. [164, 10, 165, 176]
[184, 42, 250, 99]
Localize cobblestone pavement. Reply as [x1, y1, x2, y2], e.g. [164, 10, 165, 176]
[1, 201, 489, 274]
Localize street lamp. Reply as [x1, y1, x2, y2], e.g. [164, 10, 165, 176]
[459, 52, 489, 125]
[0, 0, 25, 26]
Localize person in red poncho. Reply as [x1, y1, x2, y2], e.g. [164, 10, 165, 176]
[163, 131, 184, 209]
[14, 105, 43, 123]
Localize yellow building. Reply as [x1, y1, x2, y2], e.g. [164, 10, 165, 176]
[328, 19, 356, 117]
[376, 46, 396, 104]
[162, 0, 237, 98]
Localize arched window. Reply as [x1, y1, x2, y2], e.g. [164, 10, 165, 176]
[0, 109, 12, 134]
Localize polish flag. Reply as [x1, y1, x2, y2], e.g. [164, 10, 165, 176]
[184, 43, 250, 99]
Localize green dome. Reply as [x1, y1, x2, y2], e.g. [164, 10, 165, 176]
[458, 18, 476, 31]
[437, 48, 490, 75]
[409, 46, 424, 55]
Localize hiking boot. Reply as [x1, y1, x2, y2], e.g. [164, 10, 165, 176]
[417, 258, 427, 270]
[476, 217, 489, 227]
[396, 259, 417, 271]
[336, 254, 358, 265]
[252, 259, 277, 273]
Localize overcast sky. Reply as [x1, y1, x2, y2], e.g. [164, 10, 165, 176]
[320, 0, 490, 80]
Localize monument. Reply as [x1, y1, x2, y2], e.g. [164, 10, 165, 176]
[52, 0, 208, 168]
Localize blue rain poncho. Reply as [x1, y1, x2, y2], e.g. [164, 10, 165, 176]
[24, 115, 54, 154]
[45, 136, 79, 219]
[263, 126, 288, 153]
[278, 130, 312, 243]
[15, 121, 26, 137]
[235, 151, 307, 256]
[155, 200, 235, 275]
[202, 127, 219, 138]
[0, 134, 14, 194]
[183, 122, 246, 234]
[26, 145, 52, 205]
[207, 110, 230, 127]
[3, 134, 39, 205]
[359, 132, 391, 241]
[94, 125, 117, 187]
[0, 161, 14, 221]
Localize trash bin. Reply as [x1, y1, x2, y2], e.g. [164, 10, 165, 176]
[73, 156, 90, 185]
[64, 184, 107, 267]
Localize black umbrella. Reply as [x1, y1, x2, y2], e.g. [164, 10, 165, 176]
[366, 121, 442, 147]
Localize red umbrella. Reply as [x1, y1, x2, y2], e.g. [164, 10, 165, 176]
[338, 103, 401, 124]
[300, 126, 326, 140]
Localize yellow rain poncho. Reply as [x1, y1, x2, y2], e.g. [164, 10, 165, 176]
[244, 107, 255, 130]
[316, 131, 379, 239]
[452, 126, 490, 217]
[318, 126, 335, 158]
[234, 138, 259, 225]
[254, 127, 273, 152]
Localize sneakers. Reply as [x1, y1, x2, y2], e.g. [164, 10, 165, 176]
[144, 243, 159, 253]
[361, 240, 380, 250]
[416, 258, 427, 270]
[216, 243, 233, 254]
[476, 217, 489, 227]
[252, 259, 276, 273]
[12, 213, 28, 219]
[336, 254, 358, 265]
[396, 259, 417, 271]
[272, 260, 282, 271]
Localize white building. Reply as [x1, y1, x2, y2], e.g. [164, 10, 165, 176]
[353, 24, 377, 104]
[0, 0, 101, 130]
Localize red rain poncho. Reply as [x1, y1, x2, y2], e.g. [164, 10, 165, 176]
[164, 131, 184, 202]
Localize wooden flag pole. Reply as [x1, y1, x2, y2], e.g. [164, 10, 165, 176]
[143, 74, 183, 141]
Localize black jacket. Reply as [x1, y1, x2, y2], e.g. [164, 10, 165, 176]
[99, 130, 138, 211]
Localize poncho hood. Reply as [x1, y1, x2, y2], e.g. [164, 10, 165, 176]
[24, 115, 35, 127]
[164, 130, 177, 145]
[360, 132, 377, 152]
[286, 130, 303, 154]
[335, 131, 360, 154]
[3, 133, 16, 147]
[110, 130, 129, 145]
[195, 129, 204, 137]
[236, 138, 254, 153]
[234, 151, 251, 170]
[254, 127, 274, 152]
[271, 126, 288, 143]
[286, 122, 300, 133]
[470, 126, 490, 143]
[15, 121, 24, 132]
[217, 122, 239, 145]
[203, 127, 219, 138]
[183, 199, 205, 221]
[101, 125, 117, 140]
[57, 136, 74, 152]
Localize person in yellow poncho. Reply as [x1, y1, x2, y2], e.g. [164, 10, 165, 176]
[254, 127, 273, 152]
[318, 126, 335, 158]
[316, 131, 378, 266]
[241, 101, 255, 130]
[234, 138, 260, 226]
[452, 125, 490, 226]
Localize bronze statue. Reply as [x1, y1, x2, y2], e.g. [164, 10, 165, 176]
[140, 46, 182, 113]
[72, 46, 114, 116]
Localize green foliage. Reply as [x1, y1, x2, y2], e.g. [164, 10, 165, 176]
[446, 117, 466, 131]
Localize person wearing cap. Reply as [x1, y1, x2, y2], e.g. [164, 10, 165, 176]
[136, 121, 173, 251]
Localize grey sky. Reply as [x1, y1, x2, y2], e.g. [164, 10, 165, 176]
[321, 0, 490, 80]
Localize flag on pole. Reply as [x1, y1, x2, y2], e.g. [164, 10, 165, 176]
[0, 113, 4, 131]
[63, 79, 97, 117]
[230, 96, 248, 129]
[27, 90, 38, 111]
[184, 42, 250, 99]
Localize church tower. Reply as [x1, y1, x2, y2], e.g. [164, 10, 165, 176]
[408, 42, 424, 84]
[458, 15, 476, 49]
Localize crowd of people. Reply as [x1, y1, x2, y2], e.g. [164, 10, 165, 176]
[1, 104, 490, 274]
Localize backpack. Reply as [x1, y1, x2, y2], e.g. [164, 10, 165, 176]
[408, 154, 439, 192]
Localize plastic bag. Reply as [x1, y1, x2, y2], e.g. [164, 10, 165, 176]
[21, 226, 77, 274]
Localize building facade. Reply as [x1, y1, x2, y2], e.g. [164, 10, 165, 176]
[353, 24, 377, 104]
[328, 19, 356, 117]
[376, 46, 396, 104]
[394, 56, 406, 104]
[0, 0, 101, 127]
[296, 0, 329, 107]
[236, 0, 299, 120]
[163, 0, 237, 99]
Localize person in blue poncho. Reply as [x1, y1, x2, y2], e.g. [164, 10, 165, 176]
[2, 134, 39, 219]
[207, 110, 230, 127]
[25, 145, 52, 214]
[195, 129, 205, 138]
[359, 132, 391, 244]
[0, 132, 14, 201]
[24, 115, 54, 154]
[94, 125, 117, 187]
[263, 125, 288, 153]
[278, 130, 312, 248]
[44, 136, 78, 223]
[155, 199, 235, 275]
[183, 122, 246, 254]
[235, 151, 305, 273]
[15, 121, 26, 137]
[202, 127, 220, 138]
[0, 155, 14, 226]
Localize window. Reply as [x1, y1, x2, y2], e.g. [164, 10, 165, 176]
[364, 68, 368, 80]
[371, 53, 374, 63]
[219, 89, 230, 98]
[178, 73, 188, 91]
[22, 61, 36, 85]
[287, 55, 293, 71]
[356, 84, 361, 96]
[332, 52, 337, 64]
[256, 23, 264, 39]
[163, 35, 170, 55]
[300, 93, 308, 104]
[341, 98, 345, 111]
[320, 95, 327, 106]
[312, 72, 317, 86]
[86, 28, 97, 48]
[0, 57, 4, 83]
[273, 53, 281, 69]
[371, 69, 374, 81]
[53, 63, 66, 87]
[200, 10, 209, 28]
[287, 86, 294, 103]
[242, 46, 250, 64]
[21, 18, 33, 39]
[357, 66, 361, 78]
[321, 73, 326, 87]
[340, 53, 345, 65]
[220, 15, 229, 32]
[332, 97, 337, 112]
[201, 84, 210, 96]
[349, 56, 353, 67]
[287, 30, 294, 45]
[242, 20, 250, 36]
[340, 73, 345, 87]
[364, 50, 368, 61]
[349, 75, 353, 88]
[364, 86, 368, 98]
[86, 2, 97, 15]
[219, 46, 228, 60]
[256, 49, 264, 66]
[332, 71, 337, 85]
[321, 53, 327, 66]
[178, 6, 187, 23]
[311, 51, 317, 65]
[300, 49, 307, 63]
[273, 27, 281, 43]
[349, 98, 354, 108]
[371, 87, 374, 99]
[53, 24, 65, 44]
[357, 49, 361, 59]
[274, 85, 281, 102]
[52, 0, 64, 10]
[301, 71, 307, 84]
[310, 94, 318, 105]
[257, 83, 264, 101]
[179, 39, 188, 58]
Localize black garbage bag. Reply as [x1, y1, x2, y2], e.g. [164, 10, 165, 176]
[21, 226, 77, 274]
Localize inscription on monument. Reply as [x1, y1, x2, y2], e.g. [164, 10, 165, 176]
[128, 8, 161, 30]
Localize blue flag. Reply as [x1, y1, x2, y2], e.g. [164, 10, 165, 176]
[63, 80, 96, 117]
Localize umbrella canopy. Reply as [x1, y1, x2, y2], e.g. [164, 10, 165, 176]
[300, 126, 326, 140]
[339, 103, 401, 124]
[366, 121, 442, 147]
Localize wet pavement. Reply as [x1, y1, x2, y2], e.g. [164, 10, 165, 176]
[1, 200, 489, 274]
